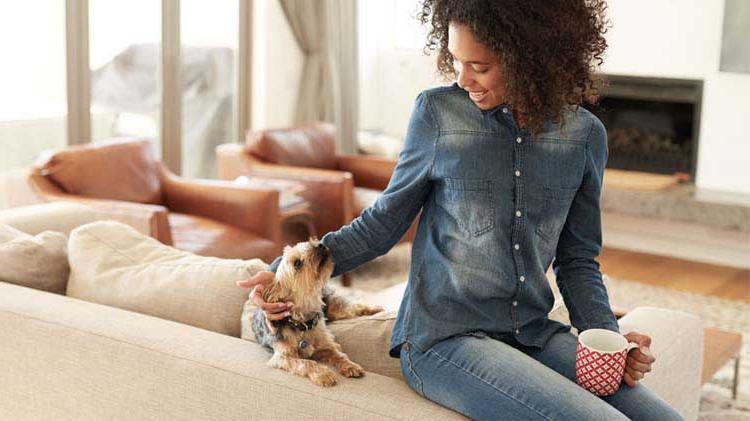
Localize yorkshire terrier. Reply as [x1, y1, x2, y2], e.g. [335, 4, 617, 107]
[240, 238, 384, 387]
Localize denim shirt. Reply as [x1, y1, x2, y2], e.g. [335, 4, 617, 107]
[270, 82, 618, 358]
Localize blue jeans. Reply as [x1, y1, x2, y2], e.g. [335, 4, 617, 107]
[399, 331, 683, 420]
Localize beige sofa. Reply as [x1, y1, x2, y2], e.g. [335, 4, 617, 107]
[0, 203, 704, 420]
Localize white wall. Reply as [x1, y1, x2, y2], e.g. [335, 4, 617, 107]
[256, 0, 750, 195]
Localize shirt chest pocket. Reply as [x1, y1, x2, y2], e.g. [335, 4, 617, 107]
[534, 186, 577, 244]
[437, 178, 495, 237]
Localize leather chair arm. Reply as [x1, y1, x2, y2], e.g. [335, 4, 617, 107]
[337, 153, 397, 191]
[216, 143, 356, 235]
[159, 166, 282, 248]
[27, 169, 172, 245]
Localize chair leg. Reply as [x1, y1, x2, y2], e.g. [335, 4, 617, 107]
[732, 354, 741, 400]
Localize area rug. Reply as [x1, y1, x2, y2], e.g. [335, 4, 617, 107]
[330, 243, 749, 420]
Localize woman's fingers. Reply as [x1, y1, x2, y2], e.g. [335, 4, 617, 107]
[626, 355, 652, 373]
[631, 347, 656, 365]
[265, 310, 290, 321]
[265, 318, 276, 334]
[251, 286, 293, 313]
[236, 270, 295, 335]
[625, 365, 644, 384]
[623, 372, 637, 388]
[236, 271, 275, 289]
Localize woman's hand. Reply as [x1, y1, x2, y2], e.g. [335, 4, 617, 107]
[236, 271, 293, 334]
[623, 331, 656, 387]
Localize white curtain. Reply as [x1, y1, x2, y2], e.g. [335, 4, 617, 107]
[279, 0, 359, 154]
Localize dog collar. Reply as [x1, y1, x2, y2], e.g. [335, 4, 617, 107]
[272, 312, 322, 331]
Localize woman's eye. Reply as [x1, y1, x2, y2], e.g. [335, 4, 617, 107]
[294, 259, 303, 270]
[474, 68, 488, 74]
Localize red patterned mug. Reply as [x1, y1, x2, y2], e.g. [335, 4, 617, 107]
[575, 329, 639, 396]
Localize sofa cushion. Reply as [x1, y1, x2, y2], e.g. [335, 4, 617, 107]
[37, 138, 163, 205]
[0, 224, 69, 294]
[328, 311, 402, 379]
[245, 122, 338, 170]
[66, 221, 267, 337]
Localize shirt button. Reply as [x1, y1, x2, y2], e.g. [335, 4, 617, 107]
[502, 107, 509, 114]
[515, 170, 521, 177]
[515, 210, 522, 217]
[516, 137, 522, 143]
[520, 276, 525, 282]
[514, 244, 520, 250]
[515, 329, 521, 334]
[512, 301, 518, 306]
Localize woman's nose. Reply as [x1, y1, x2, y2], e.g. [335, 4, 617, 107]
[456, 68, 473, 89]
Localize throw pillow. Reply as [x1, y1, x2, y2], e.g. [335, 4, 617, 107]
[66, 221, 267, 337]
[0, 224, 69, 294]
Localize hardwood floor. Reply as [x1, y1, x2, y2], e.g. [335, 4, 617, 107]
[599, 246, 750, 303]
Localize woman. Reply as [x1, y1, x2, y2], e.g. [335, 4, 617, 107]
[238, 0, 682, 419]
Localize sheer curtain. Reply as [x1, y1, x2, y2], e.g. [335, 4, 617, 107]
[278, 0, 358, 154]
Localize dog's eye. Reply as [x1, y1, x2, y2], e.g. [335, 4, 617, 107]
[293, 259, 303, 270]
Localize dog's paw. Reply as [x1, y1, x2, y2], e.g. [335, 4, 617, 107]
[356, 305, 384, 316]
[339, 361, 364, 378]
[310, 367, 338, 387]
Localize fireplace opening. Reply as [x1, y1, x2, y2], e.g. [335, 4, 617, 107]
[583, 75, 703, 178]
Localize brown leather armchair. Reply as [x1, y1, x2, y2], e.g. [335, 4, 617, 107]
[216, 122, 418, 241]
[28, 138, 282, 263]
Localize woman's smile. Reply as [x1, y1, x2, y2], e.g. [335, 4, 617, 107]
[468, 90, 489, 103]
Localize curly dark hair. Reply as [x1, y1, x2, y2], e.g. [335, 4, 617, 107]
[418, 0, 610, 134]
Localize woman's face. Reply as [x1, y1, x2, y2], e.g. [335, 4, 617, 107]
[448, 22, 507, 110]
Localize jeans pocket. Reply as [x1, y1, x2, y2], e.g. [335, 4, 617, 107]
[441, 178, 495, 236]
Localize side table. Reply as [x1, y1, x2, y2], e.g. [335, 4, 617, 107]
[234, 176, 317, 246]
[702, 327, 742, 400]
[280, 201, 317, 246]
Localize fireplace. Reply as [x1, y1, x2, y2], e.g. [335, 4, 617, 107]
[583, 74, 703, 178]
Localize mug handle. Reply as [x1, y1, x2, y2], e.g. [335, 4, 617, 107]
[626, 342, 640, 352]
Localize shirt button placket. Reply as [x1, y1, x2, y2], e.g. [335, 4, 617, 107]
[510, 132, 527, 339]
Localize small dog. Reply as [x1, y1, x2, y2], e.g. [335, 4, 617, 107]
[241, 238, 384, 387]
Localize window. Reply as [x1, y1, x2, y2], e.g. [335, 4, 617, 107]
[89, 0, 162, 154]
[0, 2, 67, 174]
[181, 0, 239, 178]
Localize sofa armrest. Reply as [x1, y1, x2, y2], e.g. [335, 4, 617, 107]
[160, 167, 282, 248]
[618, 307, 704, 421]
[337, 153, 396, 191]
[0, 282, 462, 420]
[217, 143, 356, 235]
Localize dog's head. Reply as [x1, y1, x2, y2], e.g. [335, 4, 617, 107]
[273, 237, 334, 301]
